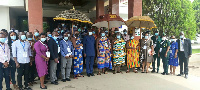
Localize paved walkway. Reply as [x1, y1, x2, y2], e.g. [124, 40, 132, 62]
[2, 54, 200, 90]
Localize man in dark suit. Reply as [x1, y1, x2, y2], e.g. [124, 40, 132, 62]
[177, 31, 192, 79]
[48, 31, 59, 85]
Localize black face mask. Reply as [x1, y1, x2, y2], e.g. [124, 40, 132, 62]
[75, 33, 79, 37]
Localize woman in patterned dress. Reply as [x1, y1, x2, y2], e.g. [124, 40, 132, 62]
[126, 35, 140, 73]
[112, 32, 126, 74]
[71, 31, 84, 79]
[169, 35, 178, 75]
[96, 31, 112, 75]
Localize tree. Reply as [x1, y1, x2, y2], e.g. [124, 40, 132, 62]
[193, 0, 200, 34]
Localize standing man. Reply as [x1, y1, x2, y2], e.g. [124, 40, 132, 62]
[151, 30, 161, 73]
[0, 33, 11, 90]
[83, 29, 96, 77]
[48, 31, 59, 85]
[122, 29, 130, 42]
[33, 29, 40, 42]
[12, 32, 32, 90]
[59, 32, 74, 82]
[159, 33, 170, 75]
[177, 31, 192, 79]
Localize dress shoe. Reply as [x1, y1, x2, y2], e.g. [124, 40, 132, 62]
[61, 79, 66, 82]
[162, 73, 166, 75]
[161, 72, 165, 74]
[51, 81, 58, 85]
[6, 88, 12, 90]
[185, 75, 188, 79]
[24, 87, 32, 90]
[151, 70, 155, 73]
[40, 85, 47, 89]
[90, 73, 95, 76]
[66, 78, 71, 81]
[87, 74, 90, 77]
[177, 74, 183, 76]
[166, 73, 169, 75]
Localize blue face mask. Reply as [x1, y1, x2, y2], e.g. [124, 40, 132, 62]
[58, 31, 60, 34]
[117, 35, 120, 39]
[41, 38, 46, 42]
[131, 36, 134, 39]
[64, 37, 68, 40]
[115, 31, 118, 33]
[101, 33, 105, 37]
[61, 30, 64, 33]
[0, 38, 6, 43]
[145, 36, 149, 39]
[89, 32, 92, 35]
[48, 34, 52, 37]
[180, 35, 184, 39]
[11, 36, 16, 40]
[155, 33, 159, 36]
[21, 35, 26, 41]
[53, 36, 58, 40]
[93, 31, 95, 34]
[28, 38, 32, 41]
[34, 32, 39, 37]
[124, 32, 127, 34]
[78, 29, 81, 32]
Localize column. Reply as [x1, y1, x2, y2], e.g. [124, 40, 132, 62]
[128, 0, 142, 40]
[0, 7, 10, 31]
[109, 0, 119, 15]
[28, 0, 43, 33]
[96, 0, 104, 19]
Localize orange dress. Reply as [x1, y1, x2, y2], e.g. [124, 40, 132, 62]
[127, 39, 140, 68]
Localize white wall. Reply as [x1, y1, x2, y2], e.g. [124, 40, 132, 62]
[0, 7, 10, 31]
[0, 0, 24, 7]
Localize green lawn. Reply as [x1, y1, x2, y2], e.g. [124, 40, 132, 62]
[192, 49, 200, 54]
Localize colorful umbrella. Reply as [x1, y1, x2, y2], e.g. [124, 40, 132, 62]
[92, 14, 125, 29]
[125, 16, 157, 30]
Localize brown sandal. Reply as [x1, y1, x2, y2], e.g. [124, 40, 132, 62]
[126, 70, 130, 73]
[104, 71, 108, 74]
[133, 71, 138, 73]
[97, 72, 101, 75]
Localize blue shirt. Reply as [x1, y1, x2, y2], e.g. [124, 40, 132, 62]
[59, 39, 74, 57]
[12, 40, 32, 64]
[83, 35, 96, 56]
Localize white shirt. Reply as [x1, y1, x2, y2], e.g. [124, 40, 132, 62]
[180, 38, 185, 51]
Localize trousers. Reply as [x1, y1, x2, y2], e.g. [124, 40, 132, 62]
[9, 60, 16, 85]
[17, 63, 30, 88]
[179, 51, 189, 75]
[61, 56, 72, 79]
[0, 63, 10, 90]
[50, 60, 57, 82]
[86, 56, 95, 74]
[152, 55, 160, 71]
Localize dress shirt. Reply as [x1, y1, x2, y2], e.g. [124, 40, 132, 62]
[0, 43, 10, 63]
[59, 39, 74, 57]
[122, 34, 130, 42]
[12, 40, 32, 64]
[180, 38, 185, 51]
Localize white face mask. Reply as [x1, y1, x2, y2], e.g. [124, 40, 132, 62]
[89, 32, 92, 35]
[162, 37, 166, 40]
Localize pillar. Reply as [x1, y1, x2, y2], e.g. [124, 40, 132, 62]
[28, 0, 43, 33]
[96, 0, 104, 19]
[109, 0, 119, 15]
[0, 7, 10, 31]
[128, 0, 142, 40]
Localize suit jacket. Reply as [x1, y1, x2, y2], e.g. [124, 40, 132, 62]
[48, 37, 59, 60]
[177, 38, 192, 58]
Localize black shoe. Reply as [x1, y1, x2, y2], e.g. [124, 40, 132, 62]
[51, 81, 58, 85]
[161, 72, 165, 74]
[19, 88, 23, 90]
[90, 73, 95, 76]
[66, 78, 71, 81]
[185, 74, 188, 79]
[151, 70, 155, 73]
[162, 73, 166, 75]
[166, 73, 169, 75]
[177, 74, 183, 76]
[6, 88, 12, 90]
[55, 80, 58, 82]
[87, 74, 90, 77]
[24, 87, 32, 90]
[40, 85, 47, 89]
[61, 79, 66, 82]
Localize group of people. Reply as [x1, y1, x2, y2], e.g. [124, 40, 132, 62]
[0, 24, 192, 90]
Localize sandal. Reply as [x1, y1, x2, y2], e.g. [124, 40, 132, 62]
[133, 71, 138, 73]
[104, 71, 108, 74]
[74, 76, 78, 79]
[126, 70, 130, 73]
[117, 71, 123, 74]
[97, 72, 101, 75]
[141, 71, 145, 73]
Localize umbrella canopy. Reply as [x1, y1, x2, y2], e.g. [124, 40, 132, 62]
[126, 16, 157, 30]
[53, 8, 93, 24]
[92, 14, 125, 29]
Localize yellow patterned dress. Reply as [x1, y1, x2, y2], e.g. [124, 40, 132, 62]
[113, 38, 126, 66]
[127, 39, 140, 68]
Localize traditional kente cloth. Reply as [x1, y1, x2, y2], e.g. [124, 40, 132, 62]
[127, 39, 140, 68]
[73, 37, 83, 75]
[113, 38, 126, 66]
[97, 37, 112, 69]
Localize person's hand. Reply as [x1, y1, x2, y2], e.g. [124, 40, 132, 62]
[84, 54, 86, 57]
[69, 55, 73, 58]
[188, 55, 191, 58]
[97, 52, 100, 56]
[30, 62, 32, 66]
[158, 53, 160, 57]
[3, 62, 9, 68]
[16, 62, 20, 68]
[54, 58, 59, 63]
[79, 44, 83, 46]
[174, 53, 177, 58]
[65, 55, 69, 59]
[165, 53, 167, 57]
[45, 57, 49, 61]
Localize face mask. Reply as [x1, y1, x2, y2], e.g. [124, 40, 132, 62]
[117, 35, 120, 39]
[93, 31, 95, 34]
[101, 33, 105, 37]
[78, 29, 81, 32]
[61, 30, 64, 33]
[155, 33, 159, 36]
[58, 31, 60, 34]
[84, 27, 86, 29]
[89, 32, 92, 35]
[11, 36, 16, 40]
[48, 34, 52, 37]
[73, 25, 76, 28]
[28, 38, 32, 41]
[41, 38, 46, 42]
[171, 39, 176, 42]
[64, 37, 68, 40]
[145, 36, 149, 39]
[34, 32, 39, 37]
[105, 31, 108, 33]
[124, 32, 127, 34]
[68, 34, 70, 37]
[59, 28, 61, 30]
[75, 33, 79, 37]
[162, 37, 166, 40]
[131, 36, 134, 39]
[62, 24, 65, 26]
[53, 36, 58, 40]
[21, 35, 26, 41]
[0, 38, 6, 43]
[115, 31, 118, 33]
[180, 35, 184, 39]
